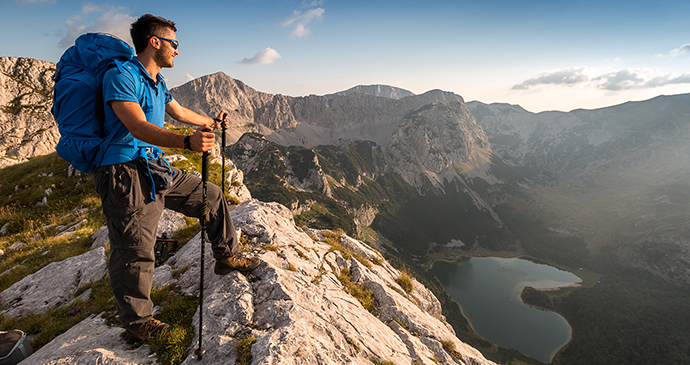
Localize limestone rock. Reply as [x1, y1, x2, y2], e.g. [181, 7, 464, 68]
[155, 199, 495, 365]
[386, 101, 492, 190]
[156, 208, 187, 238]
[0, 247, 107, 319]
[0, 57, 59, 168]
[21, 314, 157, 365]
[90, 226, 109, 250]
[0, 222, 8, 236]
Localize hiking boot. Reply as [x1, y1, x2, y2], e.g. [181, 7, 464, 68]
[215, 254, 261, 275]
[125, 318, 170, 342]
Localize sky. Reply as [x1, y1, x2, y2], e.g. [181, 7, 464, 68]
[2, 0, 689, 113]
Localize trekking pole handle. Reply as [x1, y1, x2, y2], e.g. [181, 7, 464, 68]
[216, 112, 227, 194]
[213, 112, 228, 129]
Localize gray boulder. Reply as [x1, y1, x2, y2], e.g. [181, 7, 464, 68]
[21, 314, 157, 365]
[0, 247, 107, 319]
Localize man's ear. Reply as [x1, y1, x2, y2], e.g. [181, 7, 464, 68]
[149, 36, 160, 50]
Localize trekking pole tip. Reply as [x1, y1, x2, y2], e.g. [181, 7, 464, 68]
[195, 346, 205, 360]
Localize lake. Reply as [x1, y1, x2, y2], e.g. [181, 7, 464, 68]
[429, 257, 581, 363]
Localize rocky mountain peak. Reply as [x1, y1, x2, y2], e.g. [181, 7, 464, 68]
[326, 84, 416, 100]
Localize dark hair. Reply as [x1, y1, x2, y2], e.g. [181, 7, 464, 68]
[130, 14, 177, 54]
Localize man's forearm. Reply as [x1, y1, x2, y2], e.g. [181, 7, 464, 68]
[170, 105, 214, 127]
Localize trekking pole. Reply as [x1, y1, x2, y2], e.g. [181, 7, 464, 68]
[195, 125, 212, 361]
[220, 112, 227, 195]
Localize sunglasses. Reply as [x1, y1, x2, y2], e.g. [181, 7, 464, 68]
[155, 36, 179, 50]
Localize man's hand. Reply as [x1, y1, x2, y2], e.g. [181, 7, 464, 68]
[208, 110, 229, 130]
[189, 126, 216, 152]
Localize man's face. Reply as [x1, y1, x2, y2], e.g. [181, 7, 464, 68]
[153, 30, 178, 69]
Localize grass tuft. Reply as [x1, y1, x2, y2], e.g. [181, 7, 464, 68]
[236, 335, 256, 365]
[337, 268, 375, 313]
[147, 285, 198, 365]
[441, 339, 463, 361]
[396, 270, 414, 295]
[372, 360, 395, 365]
[392, 317, 408, 330]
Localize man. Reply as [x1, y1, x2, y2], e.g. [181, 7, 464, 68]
[94, 14, 260, 342]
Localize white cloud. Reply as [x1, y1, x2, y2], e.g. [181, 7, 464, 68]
[186, 74, 195, 82]
[240, 48, 282, 65]
[513, 66, 690, 92]
[278, 7, 324, 38]
[287, 24, 312, 38]
[595, 69, 690, 90]
[59, 5, 135, 48]
[512, 67, 589, 90]
[593, 69, 645, 91]
[655, 43, 690, 58]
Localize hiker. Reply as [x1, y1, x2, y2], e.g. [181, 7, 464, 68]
[93, 14, 260, 342]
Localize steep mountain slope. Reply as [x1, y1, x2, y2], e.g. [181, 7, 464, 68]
[226, 133, 511, 258]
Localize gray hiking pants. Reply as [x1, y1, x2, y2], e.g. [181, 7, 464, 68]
[94, 159, 240, 329]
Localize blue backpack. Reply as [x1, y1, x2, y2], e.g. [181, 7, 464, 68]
[52, 33, 140, 173]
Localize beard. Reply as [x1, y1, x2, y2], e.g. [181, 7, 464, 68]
[154, 47, 174, 68]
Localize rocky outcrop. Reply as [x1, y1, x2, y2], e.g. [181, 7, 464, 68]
[227, 133, 332, 198]
[22, 313, 157, 365]
[0, 247, 107, 319]
[0, 57, 59, 168]
[14, 199, 496, 365]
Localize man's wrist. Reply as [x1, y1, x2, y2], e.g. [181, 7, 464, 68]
[183, 135, 192, 150]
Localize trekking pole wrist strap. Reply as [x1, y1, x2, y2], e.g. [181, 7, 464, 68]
[183, 135, 192, 150]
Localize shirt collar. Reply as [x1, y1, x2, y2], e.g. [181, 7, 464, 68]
[131, 58, 166, 86]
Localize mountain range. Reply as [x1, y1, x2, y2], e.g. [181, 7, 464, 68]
[2, 55, 690, 364]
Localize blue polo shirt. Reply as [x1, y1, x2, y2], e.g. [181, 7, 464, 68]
[100, 58, 173, 166]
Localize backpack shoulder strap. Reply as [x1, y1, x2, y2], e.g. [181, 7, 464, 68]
[111, 60, 146, 99]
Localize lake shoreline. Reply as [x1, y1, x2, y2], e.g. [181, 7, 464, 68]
[430, 256, 580, 364]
